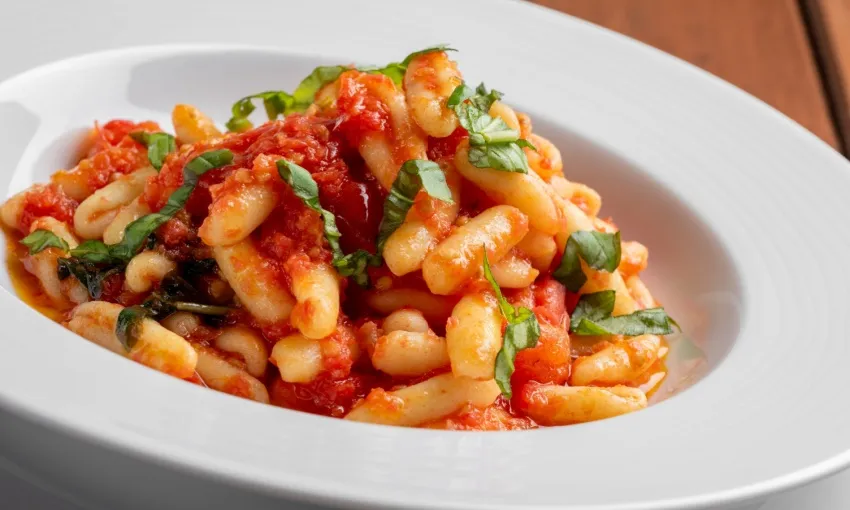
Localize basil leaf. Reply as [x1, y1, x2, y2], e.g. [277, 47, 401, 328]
[130, 132, 176, 170]
[553, 231, 622, 292]
[333, 249, 382, 287]
[571, 307, 676, 337]
[276, 159, 343, 259]
[69, 240, 120, 265]
[570, 290, 616, 325]
[57, 258, 122, 299]
[108, 149, 233, 262]
[276, 159, 380, 287]
[482, 251, 540, 398]
[448, 82, 533, 172]
[116, 305, 149, 351]
[292, 66, 349, 107]
[20, 229, 69, 254]
[369, 45, 456, 86]
[376, 160, 453, 253]
[225, 91, 294, 132]
[468, 143, 529, 172]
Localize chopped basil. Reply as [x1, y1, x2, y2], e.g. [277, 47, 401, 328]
[482, 251, 541, 398]
[20, 230, 69, 254]
[448, 82, 535, 172]
[291, 66, 349, 107]
[116, 305, 148, 351]
[57, 258, 122, 299]
[129, 132, 176, 170]
[173, 301, 231, 315]
[333, 249, 382, 287]
[569, 290, 676, 336]
[376, 159, 454, 253]
[225, 91, 294, 132]
[553, 231, 621, 292]
[276, 159, 380, 287]
[78, 149, 233, 264]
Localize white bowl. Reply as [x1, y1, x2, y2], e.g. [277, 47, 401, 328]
[1, 2, 850, 509]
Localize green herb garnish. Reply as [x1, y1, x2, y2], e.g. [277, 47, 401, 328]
[553, 231, 621, 292]
[20, 230, 69, 254]
[482, 251, 541, 398]
[129, 132, 177, 170]
[569, 290, 676, 336]
[376, 159, 453, 253]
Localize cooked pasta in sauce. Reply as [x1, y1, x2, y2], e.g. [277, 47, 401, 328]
[2, 46, 676, 429]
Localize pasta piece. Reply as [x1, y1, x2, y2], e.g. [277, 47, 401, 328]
[403, 50, 462, 137]
[288, 260, 340, 340]
[199, 181, 277, 246]
[524, 133, 563, 180]
[626, 275, 658, 310]
[383, 162, 462, 276]
[382, 308, 430, 334]
[489, 251, 539, 288]
[515, 228, 557, 271]
[172, 104, 222, 144]
[517, 112, 533, 139]
[161, 311, 201, 338]
[522, 383, 647, 425]
[0, 191, 26, 231]
[371, 330, 449, 376]
[214, 325, 269, 378]
[345, 373, 500, 427]
[73, 166, 156, 239]
[339, 72, 427, 189]
[619, 241, 649, 279]
[455, 141, 566, 235]
[66, 301, 196, 378]
[124, 251, 176, 293]
[366, 289, 456, 326]
[548, 174, 573, 200]
[213, 239, 295, 324]
[194, 347, 269, 404]
[570, 335, 662, 386]
[488, 101, 521, 132]
[22, 217, 86, 306]
[445, 292, 502, 380]
[102, 195, 151, 244]
[270, 334, 323, 383]
[422, 205, 529, 295]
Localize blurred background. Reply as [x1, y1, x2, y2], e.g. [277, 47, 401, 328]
[533, 0, 850, 156]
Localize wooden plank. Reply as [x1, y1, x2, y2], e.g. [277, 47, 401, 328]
[531, 0, 840, 149]
[804, 0, 850, 151]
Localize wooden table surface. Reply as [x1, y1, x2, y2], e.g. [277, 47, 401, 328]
[532, 0, 850, 155]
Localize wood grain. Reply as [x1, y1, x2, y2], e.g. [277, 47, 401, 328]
[530, 0, 840, 149]
[804, 0, 850, 151]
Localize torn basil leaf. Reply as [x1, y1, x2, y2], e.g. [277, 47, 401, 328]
[116, 305, 148, 351]
[107, 149, 233, 262]
[333, 249, 382, 287]
[448, 82, 534, 172]
[570, 291, 676, 337]
[20, 230, 69, 255]
[276, 159, 380, 287]
[376, 159, 453, 253]
[57, 258, 122, 299]
[482, 251, 540, 398]
[225, 91, 294, 132]
[291, 66, 349, 108]
[130, 131, 176, 170]
[553, 231, 622, 293]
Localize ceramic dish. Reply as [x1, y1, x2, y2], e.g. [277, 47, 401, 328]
[1, 1, 850, 509]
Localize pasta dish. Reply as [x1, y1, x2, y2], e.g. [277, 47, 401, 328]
[2, 46, 677, 429]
